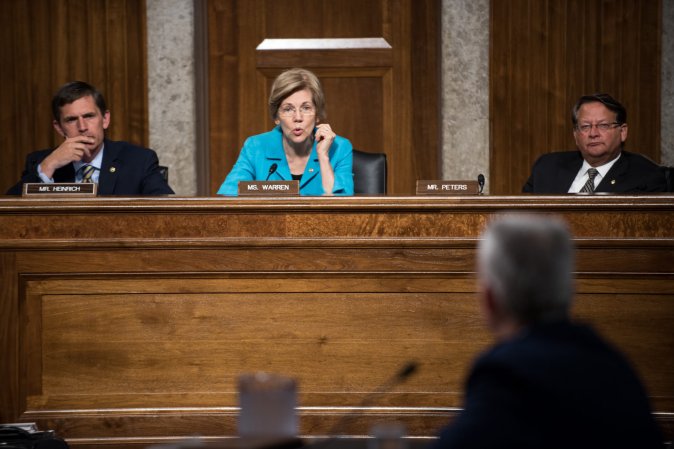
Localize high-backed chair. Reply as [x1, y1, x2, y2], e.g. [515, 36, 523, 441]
[352, 149, 387, 194]
[664, 166, 674, 192]
[158, 165, 169, 183]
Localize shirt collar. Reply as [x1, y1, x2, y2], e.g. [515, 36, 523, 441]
[74, 143, 105, 172]
[580, 152, 621, 179]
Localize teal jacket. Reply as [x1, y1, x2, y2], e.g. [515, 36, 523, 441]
[217, 126, 354, 196]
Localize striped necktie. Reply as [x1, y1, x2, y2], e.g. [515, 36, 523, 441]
[579, 168, 598, 194]
[81, 165, 96, 183]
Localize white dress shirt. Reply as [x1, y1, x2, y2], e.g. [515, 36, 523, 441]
[567, 153, 621, 193]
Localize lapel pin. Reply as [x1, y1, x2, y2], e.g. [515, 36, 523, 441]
[611, 179, 615, 185]
[110, 167, 116, 173]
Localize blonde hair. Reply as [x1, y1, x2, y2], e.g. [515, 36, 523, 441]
[269, 68, 326, 122]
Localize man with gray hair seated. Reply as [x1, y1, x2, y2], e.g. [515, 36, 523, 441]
[430, 215, 663, 449]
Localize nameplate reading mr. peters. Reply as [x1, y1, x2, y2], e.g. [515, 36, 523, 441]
[23, 183, 98, 196]
[416, 180, 480, 195]
[238, 181, 300, 196]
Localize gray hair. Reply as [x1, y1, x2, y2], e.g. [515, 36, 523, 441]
[478, 215, 575, 325]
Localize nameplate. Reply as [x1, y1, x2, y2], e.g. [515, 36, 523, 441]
[416, 180, 480, 195]
[22, 183, 98, 196]
[238, 181, 300, 196]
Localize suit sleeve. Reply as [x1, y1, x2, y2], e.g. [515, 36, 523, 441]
[139, 149, 174, 194]
[5, 153, 45, 195]
[216, 138, 258, 196]
[522, 174, 535, 193]
[330, 137, 354, 195]
[639, 164, 668, 192]
[522, 156, 541, 193]
[430, 359, 527, 449]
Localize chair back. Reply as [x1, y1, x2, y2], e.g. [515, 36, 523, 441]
[664, 166, 674, 192]
[352, 149, 387, 194]
[158, 165, 169, 182]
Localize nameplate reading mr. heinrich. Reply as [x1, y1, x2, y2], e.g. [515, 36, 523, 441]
[23, 183, 98, 196]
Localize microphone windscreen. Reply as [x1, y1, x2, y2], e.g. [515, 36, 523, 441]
[266, 163, 278, 180]
[477, 174, 485, 193]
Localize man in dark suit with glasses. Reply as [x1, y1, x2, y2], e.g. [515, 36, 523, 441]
[523, 93, 667, 194]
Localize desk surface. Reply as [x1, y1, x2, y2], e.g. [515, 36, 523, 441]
[0, 196, 672, 448]
[1, 194, 673, 242]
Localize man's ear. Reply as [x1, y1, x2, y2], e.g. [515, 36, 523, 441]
[102, 110, 111, 130]
[481, 286, 520, 340]
[620, 123, 628, 143]
[53, 120, 66, 138]
[480, 285, 501, 333]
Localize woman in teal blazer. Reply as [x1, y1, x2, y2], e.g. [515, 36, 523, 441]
[217, 68, 354, 196]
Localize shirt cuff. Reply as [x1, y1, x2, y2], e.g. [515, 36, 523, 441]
[37, 163, 54, 183]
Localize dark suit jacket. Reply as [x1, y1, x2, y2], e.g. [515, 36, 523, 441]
[522, 150, 667, 193]
[430, 321, 663, 449]
[6, 139, 174, 195]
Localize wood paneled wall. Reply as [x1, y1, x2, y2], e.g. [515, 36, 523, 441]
[490, 0, 662, 195]
[2, 1, 662, 197]
[0, 0, 148, 195]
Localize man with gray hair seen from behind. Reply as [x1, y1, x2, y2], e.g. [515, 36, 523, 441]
[430, 215, 664, 449]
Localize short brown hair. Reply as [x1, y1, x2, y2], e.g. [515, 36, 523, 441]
[268, 68, 326, 122]
[572, 93, 627, 128]
[52, 81, 107, 122]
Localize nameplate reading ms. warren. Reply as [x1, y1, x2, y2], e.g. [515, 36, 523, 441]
[238, 181, 300, 196]
[416, 180, 480, 195]
[23, 183, 98, 197]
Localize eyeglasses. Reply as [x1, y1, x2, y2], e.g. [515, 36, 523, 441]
[575, 122, 622, 134]
[278, 104, 316, 118]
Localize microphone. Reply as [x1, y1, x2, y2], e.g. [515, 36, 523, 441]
[477, 174, 485, 194]
[308, 361, 419, 448]
[376, 361, 418, 395]
[266, 163, 278, 181]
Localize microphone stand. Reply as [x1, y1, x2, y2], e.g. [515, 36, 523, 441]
[305, 362, 419, 449]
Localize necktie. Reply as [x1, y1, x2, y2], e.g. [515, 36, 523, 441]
[81, 165, 96, 183]
[579, 168, 598, 194]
